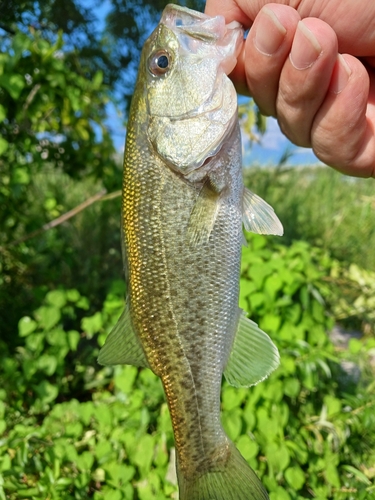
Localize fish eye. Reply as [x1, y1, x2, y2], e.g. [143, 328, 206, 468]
[149, 50, 171, 76]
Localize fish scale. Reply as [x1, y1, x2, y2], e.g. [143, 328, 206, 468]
[124, 103, 243, 475]
[99, 5, 283, 499]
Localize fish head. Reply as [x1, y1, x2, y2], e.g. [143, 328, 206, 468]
[141, 4, 243, 176]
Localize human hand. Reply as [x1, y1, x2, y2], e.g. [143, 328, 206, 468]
[205, 0, 375, 177]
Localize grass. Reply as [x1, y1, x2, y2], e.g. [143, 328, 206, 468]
[244, 166, 375, 271]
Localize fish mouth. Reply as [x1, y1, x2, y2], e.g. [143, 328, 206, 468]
[162, 4, 242, 48]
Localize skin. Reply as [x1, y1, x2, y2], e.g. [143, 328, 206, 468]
[205, 0, 375, 177]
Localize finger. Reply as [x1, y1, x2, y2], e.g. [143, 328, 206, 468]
[204, 0, 253, 26]
[275, 18, 338, 147]
[311, 55, 375, 177]
[241, 4, 301, 114]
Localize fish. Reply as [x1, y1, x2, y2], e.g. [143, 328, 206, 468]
[98, 4, 283, 500]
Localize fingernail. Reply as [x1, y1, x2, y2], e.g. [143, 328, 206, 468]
[330, 54, 352, 94]
[290, 21, 322, 70]
[254, 7, 287, 56]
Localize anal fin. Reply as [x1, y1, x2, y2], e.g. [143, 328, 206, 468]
[224, 309, 279, 387]
[97, 305, 149, 368]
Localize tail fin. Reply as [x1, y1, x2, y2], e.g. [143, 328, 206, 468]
[178, 442, 269, 500]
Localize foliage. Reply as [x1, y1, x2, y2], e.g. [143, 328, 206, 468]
[0, 0, 205, 108]
[1, 236, 374, 499]
[1, 2, 374, 499]
[0, 26, 122, 341]
[0, 28, 117, 236]
[244, 167, 375, 272]
[0, 0, 265, 345]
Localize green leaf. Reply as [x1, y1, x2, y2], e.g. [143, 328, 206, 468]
[104, 462, 135, 489]
[68, 330, 80, 351]
[36, 305, 61, 330]
[236, 435, 259, 461]
[18, 316, 38, 337]
[264, 274, 283, 300]
[114, 366, 138, 394]
[76, 451, 94, 472]
[0, 104, 6, 122]
[46, 290, 67, 308]
[285, 465, 305, 490]
[82, 312, 102, 337]
[248, 292, 265, 310]
[341, 465, 371, 485]
[265, 442, 290, 472]
[222, 387, 247, 412]
[37, 354, 58, 375]
[325, 461, 340, 488]
[283, 378, 301, 398]
[323, 395, 342, 416]
[46, 327, 68, 347]
[249, 263, 272, 289]
[270, 487, 291, 500]
[259, 313, 281, 333]
[66, 289, 81, 302]
[95, 405, 113, 429]
[222, 409, 242, 441]
[0, 74, 25, 99]
[133, 434, 155, 474]
[92, 71, 103, 89]
[35, 380, 59, 404]
[349, 338, 362, 354]
[12, 168, 30, 184]
[0, 138, 8, 156]
[95, 440, 113, 463]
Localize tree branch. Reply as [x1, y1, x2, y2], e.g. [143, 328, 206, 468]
[7, 189, 122, 247]
[23, 83, 41, 112]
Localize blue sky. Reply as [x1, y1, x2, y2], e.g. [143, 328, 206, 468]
[245, 116, 321, 166]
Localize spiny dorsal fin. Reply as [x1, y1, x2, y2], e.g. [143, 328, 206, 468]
[224, 309, 279, 387]
[242, 187, 283, 236]
[97, 305, 149, 367]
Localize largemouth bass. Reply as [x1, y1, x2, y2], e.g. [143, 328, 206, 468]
[99, 5, 283, 499]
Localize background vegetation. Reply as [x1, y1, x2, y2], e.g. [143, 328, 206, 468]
[1, 1, 374, 499]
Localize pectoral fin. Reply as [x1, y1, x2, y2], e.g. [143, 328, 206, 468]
[97, 305, 149, 367]
[242, 187, 283, 236]
[224, 309, 279, 387]
[187, 181, 221, 246]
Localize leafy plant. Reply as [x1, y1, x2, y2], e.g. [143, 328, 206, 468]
[1, 236, 374, 499]
[244, 167, 375, 272]
[0, 27, 122, 342]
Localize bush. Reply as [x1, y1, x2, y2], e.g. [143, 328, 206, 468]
[244, 167, 375, 272]
[1, 236, 374, 499]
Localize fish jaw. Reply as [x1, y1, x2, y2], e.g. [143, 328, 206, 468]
[143, 5, 243, 175]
